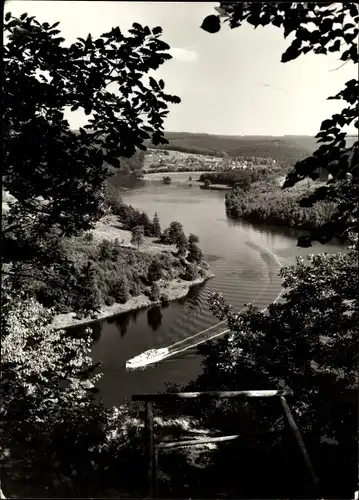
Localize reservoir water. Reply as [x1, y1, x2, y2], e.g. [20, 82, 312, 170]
[85, 172, 343, 407]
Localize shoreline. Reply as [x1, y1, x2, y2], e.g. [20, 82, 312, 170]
[51, 269, 215, 331]
[199, 184, 229, 191]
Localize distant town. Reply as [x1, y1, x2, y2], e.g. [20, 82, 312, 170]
[143, 148, 277, 174]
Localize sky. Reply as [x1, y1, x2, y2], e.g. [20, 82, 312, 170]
[4, 1, 357, 136]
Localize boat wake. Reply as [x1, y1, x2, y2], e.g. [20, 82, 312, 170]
[125, 241, 285, 371]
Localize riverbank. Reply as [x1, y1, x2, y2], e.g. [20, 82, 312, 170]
[51, 269, 215, 330]
[200, 184, 229, 191]
[225, 178, 336, 233]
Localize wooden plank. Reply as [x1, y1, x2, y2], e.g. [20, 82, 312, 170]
[145, 401, 154, 498]
[158, 429, 282, 450]
[132, 389, 293, 402]
[280, 396, 323, 500]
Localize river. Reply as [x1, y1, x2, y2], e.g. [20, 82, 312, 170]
[81, 172, 343, 407]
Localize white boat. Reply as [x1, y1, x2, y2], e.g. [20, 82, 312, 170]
[126, 347, 169, 370]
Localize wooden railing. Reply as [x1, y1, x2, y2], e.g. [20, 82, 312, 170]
[132, 389, 323, 499]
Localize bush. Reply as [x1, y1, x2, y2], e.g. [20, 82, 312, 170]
[84, 232, 94, 242]
[150, 282, 160, 301]
[99, 239, 115, 261]
[181, 263, 198, 281]
[111, 276, 130, 304]
[105, 295, 116, 306]
[148, 259, 163, 283]
[160, 294, 169, 305]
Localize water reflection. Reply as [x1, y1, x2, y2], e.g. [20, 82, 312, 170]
[147, 306, 163, 331]
[226, 214, 309, 240]
[66, 320, 103, 343]
[108, 313, 130, 337]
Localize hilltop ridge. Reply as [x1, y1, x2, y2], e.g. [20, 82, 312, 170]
[146, 131, 356, 166]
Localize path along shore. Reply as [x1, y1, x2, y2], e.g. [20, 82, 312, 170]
[51, 270, 215, 330]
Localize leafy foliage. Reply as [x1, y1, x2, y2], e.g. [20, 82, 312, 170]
[199, 167, 271, 187]
[148, 259, 163, 282]
[1, 285, 101, 418]
[150, 282, 161, 301]
[0, 282, 106, 495]
[201, 2, 358, 246]
[3, 13, 180, 267]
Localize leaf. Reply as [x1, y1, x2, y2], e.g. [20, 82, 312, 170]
[283, 20, 297, 38]
[152, 26, 162, 36]
[271, 15, 283, 28]
[149, 77, 159, 92]
[328, 40, 340, 52]
[320, 119, 334, 130]
[132, 22, 142, 31]
[296, 27, 310, 41]
[158, 79, 165, 90]
[349, 44, 359, 62]
[314, 46, 327, 55]
[50, 21, 60, 29]
[320, 17, 333, 34]
[201, 15, 221, 34]
[343, 23, 355, 31]
[5, 12, 11, 21]
[281, 41, 302, 63]
[20, 13, 28, 21]
[349, 4, 359, 18]
[154, 39, 170, 51]
[344, 31, 358, 44]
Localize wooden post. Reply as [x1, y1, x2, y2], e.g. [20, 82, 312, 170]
[280, 396, 323, 500]
[153, 446, 159, 499]
[145, 401, 154, 498]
